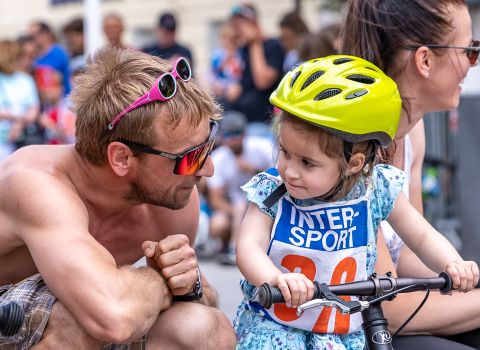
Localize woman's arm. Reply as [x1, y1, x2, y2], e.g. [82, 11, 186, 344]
[396, 243, 436, 278]
[376, 232, 480, 335]
[407, 120, 426, 214]
[387, 192, 463, 274]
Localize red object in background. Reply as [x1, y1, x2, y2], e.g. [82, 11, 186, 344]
[35, 66, 61, 93]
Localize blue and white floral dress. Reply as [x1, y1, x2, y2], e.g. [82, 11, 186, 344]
[234, 164, 406, 350]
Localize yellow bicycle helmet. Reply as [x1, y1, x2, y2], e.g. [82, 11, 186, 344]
[270, 55, 401, 147]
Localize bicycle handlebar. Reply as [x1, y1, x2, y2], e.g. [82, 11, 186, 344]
[257, 272, 452, 309]
[0, 302, 25, 336]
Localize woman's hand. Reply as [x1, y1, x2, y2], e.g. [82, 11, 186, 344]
[273, 273, 315, 308]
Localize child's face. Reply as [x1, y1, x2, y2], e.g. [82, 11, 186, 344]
[277, 122, 342, 200]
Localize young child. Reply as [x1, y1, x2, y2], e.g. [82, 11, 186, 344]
[234, 56, 479, 350]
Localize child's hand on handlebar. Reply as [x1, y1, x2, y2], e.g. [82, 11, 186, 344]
[445, 260, 480, 292]
[273, 273, 315, 308]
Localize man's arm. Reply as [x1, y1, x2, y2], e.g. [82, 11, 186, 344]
[144, 187, 219, 307]
[6, 171, 170, 343]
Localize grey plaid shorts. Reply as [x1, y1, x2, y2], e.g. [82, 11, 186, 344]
[0, 274, 147, 349]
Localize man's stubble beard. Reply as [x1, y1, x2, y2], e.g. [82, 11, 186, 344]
[126, 177, 191, 210]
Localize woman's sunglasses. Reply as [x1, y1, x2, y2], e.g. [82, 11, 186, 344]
[107, 56, 192, 130]
[119, 120, 218, 175]
[405, 39, 480, 66]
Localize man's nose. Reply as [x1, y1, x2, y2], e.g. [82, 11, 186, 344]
[195, 156, 214, 178]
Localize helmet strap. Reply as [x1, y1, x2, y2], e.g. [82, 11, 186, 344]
[365, 141, 378, 164]
[343, 141, 353, 163]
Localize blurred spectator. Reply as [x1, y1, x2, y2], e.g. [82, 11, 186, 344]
[29, 21, 71, 96]
[319, 22, 342, 53]
[0, 40, 40, 160]
[62, 17, 86, 76]
[207, 111, 274, 265]
[210, 23, 243, 112]
[38, 67, 75, 145]
[16, 35, 36, 75]
[103, 13, 128, 50]
[143, 12, 193, 67]
[279, 11, 309, 73]
[298, 31, 337, 61]
[229, 3, 284, 128]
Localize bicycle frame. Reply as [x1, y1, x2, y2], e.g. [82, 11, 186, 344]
[256, 272, 452, 350]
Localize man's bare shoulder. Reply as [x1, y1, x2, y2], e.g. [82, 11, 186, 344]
[1, 145, 78, 192]
[0, 146, 87, 234]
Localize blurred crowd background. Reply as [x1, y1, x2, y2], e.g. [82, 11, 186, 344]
[1, 0, 480, 266]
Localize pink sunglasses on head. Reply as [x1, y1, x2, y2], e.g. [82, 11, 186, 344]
[107, 56, 192, 130]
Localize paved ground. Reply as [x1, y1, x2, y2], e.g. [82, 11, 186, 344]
[199, 258, 243, 321]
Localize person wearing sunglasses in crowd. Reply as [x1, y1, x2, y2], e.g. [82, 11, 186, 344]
[0, 47, 236, 349]
[341, 1, 480, 349]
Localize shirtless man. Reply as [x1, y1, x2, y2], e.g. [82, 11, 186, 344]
[0, 48, 236, 349]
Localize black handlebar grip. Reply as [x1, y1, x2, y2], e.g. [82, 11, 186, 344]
[0, 302, 24, 337]
[258, 282, 323, 308]
[258, 283, 284, 308]
[439, 271, 453, 294]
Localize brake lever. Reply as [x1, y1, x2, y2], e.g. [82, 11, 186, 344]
[297, 298, 369, 316]
[297, 283, 369, 316]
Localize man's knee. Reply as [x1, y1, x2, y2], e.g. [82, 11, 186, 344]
[148, 303, 236, 349]
[32, 302, 102, 350]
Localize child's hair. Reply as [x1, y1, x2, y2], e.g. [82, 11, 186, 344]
[274, 111, 376, 201]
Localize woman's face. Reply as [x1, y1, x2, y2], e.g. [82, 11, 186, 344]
[428, 5, 474, 112]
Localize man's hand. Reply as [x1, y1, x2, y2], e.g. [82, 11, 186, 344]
[142, 234, 199, 296]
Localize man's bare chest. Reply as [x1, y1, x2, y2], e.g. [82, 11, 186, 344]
[89, 210, 169, 265]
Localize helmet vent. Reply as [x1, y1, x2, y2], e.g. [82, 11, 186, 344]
[290, 70, 301, 88]
[365, 66, 378, 72]
[333, 58, 354, 65]
[346, 74, 376, 84]
[314, 88, 342, 101]
[301, 70, 325, 90]
[345, 89, 369, 100]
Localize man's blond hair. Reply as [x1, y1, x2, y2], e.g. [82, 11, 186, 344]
[71, 47, 221, 165]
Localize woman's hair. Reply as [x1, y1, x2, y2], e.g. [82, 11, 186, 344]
[279, 12, 310, 35]
[0, 40, 20, 75]
[341, 0, 466, 77]
[274, 112, 376, 201]
[71, 47, 221, 165]
[298, 31, 337, 61]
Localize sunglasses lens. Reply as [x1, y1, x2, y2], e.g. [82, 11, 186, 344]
[174, 121, 218, 175]
[175, 144, 208, 175]
[176, 58, 192, 81]
[158, 74, 176, 98]
[468, 41, 480, 65]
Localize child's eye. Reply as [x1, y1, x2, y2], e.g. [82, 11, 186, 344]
[279, 147, 290, 158]
[302, 159, 315, 168]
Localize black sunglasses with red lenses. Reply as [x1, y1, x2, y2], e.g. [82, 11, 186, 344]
[119, 120, 218, 175]
[405, 39, 480, 65]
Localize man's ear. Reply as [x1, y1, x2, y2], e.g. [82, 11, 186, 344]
[412, 46, 432, 79]
[346, 152, 366, 176]
[107, 142, 135, 176]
